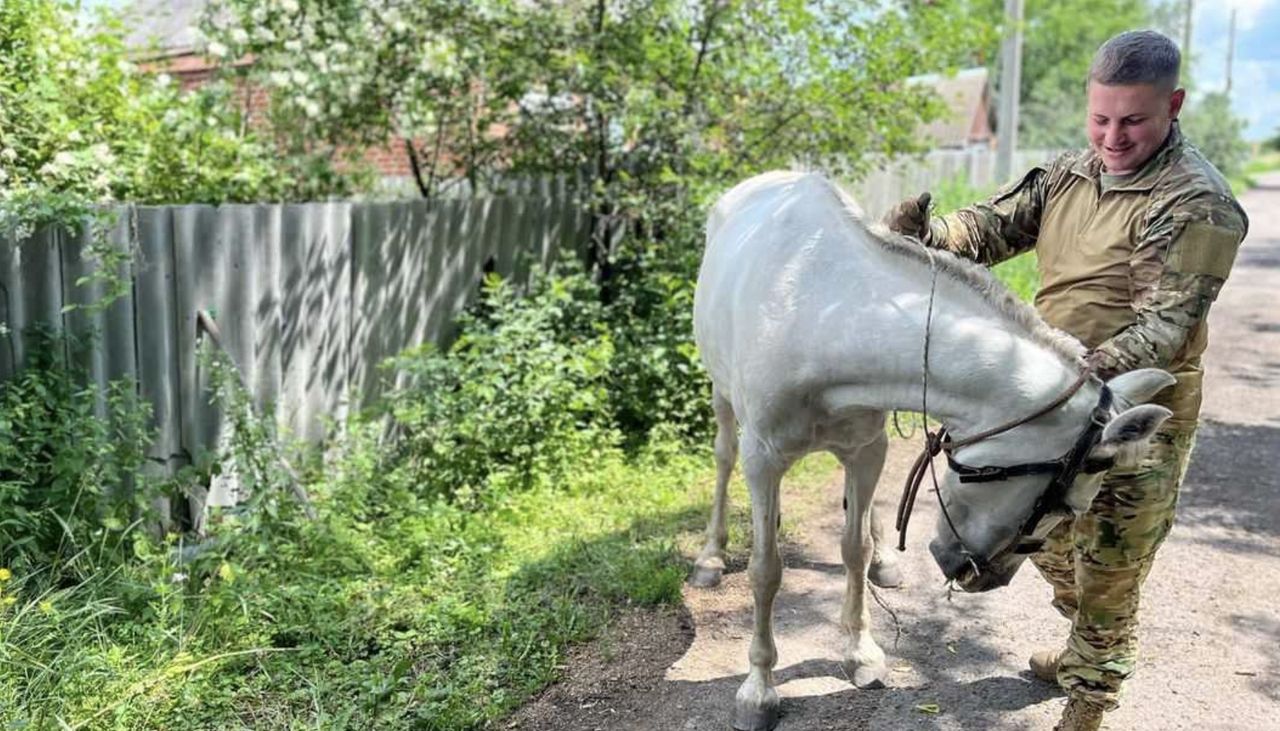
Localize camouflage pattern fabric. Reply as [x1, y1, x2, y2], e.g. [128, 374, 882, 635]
[1029, 425, 1197, 709]
[921, 123, 1248, 424]
[883, 121, 1250, 710]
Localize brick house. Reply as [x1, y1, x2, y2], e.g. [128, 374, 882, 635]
[122, 0, 419, 187]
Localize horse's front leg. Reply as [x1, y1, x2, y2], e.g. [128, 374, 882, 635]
[868, 501, 904, 588]
[732, 436, 786, 731]
[836, 432, 889, 688]
[692, 390, 737, 587]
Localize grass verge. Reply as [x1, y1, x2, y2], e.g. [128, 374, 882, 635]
[0, 430, 838, 731]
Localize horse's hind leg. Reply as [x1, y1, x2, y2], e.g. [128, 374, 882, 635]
[691, 388, 737, 588]
[733, 434, 787, 731]
[834, 430, 889, 689]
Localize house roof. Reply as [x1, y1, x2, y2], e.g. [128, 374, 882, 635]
[909, 67, 993, 148]
[122, 0, 207, 56]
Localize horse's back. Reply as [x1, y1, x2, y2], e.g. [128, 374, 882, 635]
[695, 172, 877, 400]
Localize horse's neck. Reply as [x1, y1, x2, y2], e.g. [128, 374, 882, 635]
[880, 255, 1090, 457]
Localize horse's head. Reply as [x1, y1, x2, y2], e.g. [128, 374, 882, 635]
[928, 368, 1176, 592]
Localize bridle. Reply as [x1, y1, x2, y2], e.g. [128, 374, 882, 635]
[894, 250, 1116, 576]
[894, 375, 1115, 560]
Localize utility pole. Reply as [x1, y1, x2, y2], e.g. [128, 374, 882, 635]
[995, 0, 1024, 184]
[1226, 7, 1237, 95]
[1182, 0, 1194, 59]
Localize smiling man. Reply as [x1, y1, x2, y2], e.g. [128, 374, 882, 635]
[883, 29, 1248, 731]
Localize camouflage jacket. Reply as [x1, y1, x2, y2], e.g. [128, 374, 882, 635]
[925, 124, 1248, 422]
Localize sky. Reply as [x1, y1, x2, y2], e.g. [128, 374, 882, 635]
[1189, 0, 1280, 141]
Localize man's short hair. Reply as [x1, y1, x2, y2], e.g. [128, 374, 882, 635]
[1088, 30, 1181, 90]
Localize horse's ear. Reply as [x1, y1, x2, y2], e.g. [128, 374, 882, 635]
[1105, 368, 1176, 409]
[1088, 404, 1172, 465]
[1066, 404, 1172, 514]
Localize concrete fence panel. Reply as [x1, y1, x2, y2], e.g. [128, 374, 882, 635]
[133, 206, 184, 463]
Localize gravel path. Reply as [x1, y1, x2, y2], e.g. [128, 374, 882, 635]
[510, 173, 1280, 731]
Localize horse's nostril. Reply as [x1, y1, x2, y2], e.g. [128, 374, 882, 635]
[928, 538, 968, 580]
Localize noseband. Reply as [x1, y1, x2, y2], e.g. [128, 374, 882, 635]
[894, 250, 1116, 575]
[895, 375, 1115, 563]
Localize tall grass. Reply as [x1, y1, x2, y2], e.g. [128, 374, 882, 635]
[0, 428, 837, 730]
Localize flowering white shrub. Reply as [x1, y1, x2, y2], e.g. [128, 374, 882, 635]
[0, 0, 300, 239]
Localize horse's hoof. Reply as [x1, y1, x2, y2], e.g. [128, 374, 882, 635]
[868, 561, 903, 589]
[731, 698, 780, 731]
[852, 665, 887, 689]
[689, 564, 724, 588]
[844, 658, 888, 689]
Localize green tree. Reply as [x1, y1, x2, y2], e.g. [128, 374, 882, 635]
[203, 0, 990, 268]
[197, 0, 476, 199]
[0, 0, 298, 238]
[1180, 91, 1249, 176]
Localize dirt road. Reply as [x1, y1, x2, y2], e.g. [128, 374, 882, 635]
[510, 172, 1280, 731]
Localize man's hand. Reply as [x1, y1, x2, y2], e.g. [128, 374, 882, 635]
[882, 192, 933, 242]
[1085, 348, 1121, 381]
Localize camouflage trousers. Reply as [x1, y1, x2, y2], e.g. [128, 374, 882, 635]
[1029, 424, 1198, 710]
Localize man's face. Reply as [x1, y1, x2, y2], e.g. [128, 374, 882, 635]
[1085, 81, 1185, 174]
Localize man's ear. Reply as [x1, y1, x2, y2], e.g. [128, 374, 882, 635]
[1169, 87, 1186, 119]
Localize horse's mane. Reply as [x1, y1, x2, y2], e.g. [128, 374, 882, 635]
[816, 175, 1086, 367]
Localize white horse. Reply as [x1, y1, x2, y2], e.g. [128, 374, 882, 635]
[691, 171, 1174, 731]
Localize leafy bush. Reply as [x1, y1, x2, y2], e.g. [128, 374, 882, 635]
[0, 331, 155, 572]
[603, 218, 713, 444]
[0, 0, 359, 242]
[388, 267, 616, 506]
[0, 381, 723, 730]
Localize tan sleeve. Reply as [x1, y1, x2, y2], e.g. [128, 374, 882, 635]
[1089, 193, 1249, 377]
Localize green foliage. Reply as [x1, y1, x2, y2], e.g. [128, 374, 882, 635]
[1267, 128, 1280, 153]
[1180, 91, 1250, 178]
[389, 267, 616, 506]
[1013, 0, 1154, 148]
[0, 0, 304, 240]
[601, 206, 712, 442]
[389, 238, 714, 499]
[0, 397, 740, 729]
[1242, 150, 1280, 177]
[196, 0, 466, 199]
[928, 174, 1039, 302]
[992, 252, 1041, 303]
[928, 174, 996, 217]
[496, 1, 989, 187]
[0, 330, 156, 572]
[203, 0, 992, 266]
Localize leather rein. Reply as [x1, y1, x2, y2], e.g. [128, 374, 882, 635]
[894, 250, 1116, 573]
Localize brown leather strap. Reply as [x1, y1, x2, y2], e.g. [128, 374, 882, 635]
[895, 428, 947, 550]
[895, 367, 1095, 553]
[946, 369, 1094, 450]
